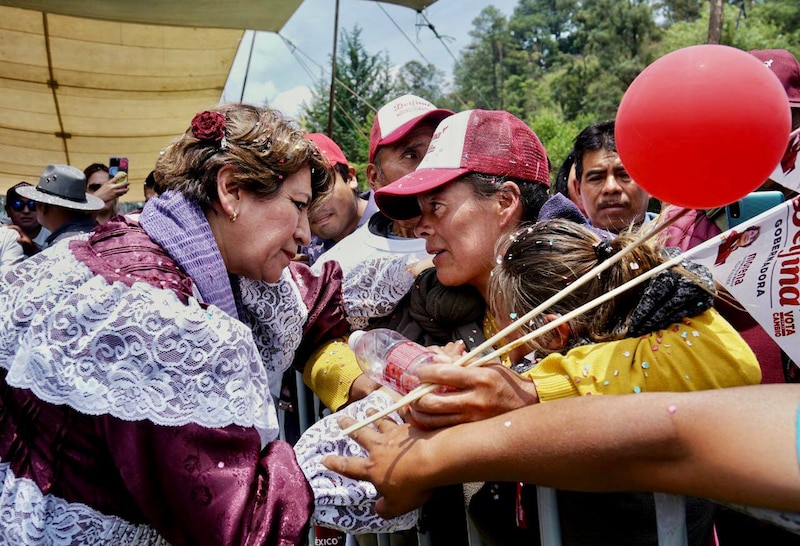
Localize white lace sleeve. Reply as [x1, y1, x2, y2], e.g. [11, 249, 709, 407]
[294, 390, 419, 533]
[343, 256, 416, 330]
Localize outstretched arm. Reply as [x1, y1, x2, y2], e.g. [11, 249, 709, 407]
[324, 384, 800, 518]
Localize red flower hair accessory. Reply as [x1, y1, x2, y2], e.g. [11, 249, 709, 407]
[191, 111, 226, 143]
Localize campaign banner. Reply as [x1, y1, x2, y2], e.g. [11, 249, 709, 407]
[768, 127, 800, 193]
[688, 195, 800, 366]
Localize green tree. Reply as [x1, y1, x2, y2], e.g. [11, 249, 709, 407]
[452, 7, 516, 110]
[757, 0, 800, 44]
[394, 60, 445, 104]
[509, 0, 579, 71]
[656, 1, 798, 58]
[655, 0, 705, 25]
[300, 25, 395, 164]
[547, 0, 660, 122]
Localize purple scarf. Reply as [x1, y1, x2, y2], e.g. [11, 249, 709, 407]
[139, 191, 240, 319]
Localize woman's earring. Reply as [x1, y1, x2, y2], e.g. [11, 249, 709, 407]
[230, 211, 238, 223]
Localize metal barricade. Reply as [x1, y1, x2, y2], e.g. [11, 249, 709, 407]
[294, 371, 688, 546]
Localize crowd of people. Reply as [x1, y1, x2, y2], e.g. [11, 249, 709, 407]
[1, 48, 799, 546]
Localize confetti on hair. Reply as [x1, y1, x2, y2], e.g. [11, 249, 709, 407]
[629, 262, 640, 270]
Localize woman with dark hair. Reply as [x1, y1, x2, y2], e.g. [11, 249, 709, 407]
[84, 161, 130, 223]
[329, 219, 761, 546]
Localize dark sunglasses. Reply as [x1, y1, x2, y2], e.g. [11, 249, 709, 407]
[9, 199, 36, 212]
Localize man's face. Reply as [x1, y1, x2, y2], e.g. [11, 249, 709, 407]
[576, 149, 650, 233]
[309, 166, 360, 242]
[368, 120, 438, 236]
[5, 195, 39, 232]
[370, 121, 438, 189]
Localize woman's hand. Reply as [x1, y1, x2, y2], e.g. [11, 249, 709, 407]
[323, 415, 437, 518]
[408, 363, 539, 429]
[91, 172, 130, 203]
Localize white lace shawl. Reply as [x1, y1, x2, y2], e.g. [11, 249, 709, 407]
[0, 462, 169, 545]
[294, 389, 419, 533]
[0, 238, 426, 540]
[311, 221, 430, 331]
[239, 271, 308, 400]
[0, 239, 280, 446]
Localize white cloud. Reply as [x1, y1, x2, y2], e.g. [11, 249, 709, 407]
[271, 86, 313, 119]
[222, 0, 518, 111]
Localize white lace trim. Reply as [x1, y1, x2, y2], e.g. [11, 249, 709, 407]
[0, 463, 169, 545]
[0, 244, 279, 444]
[295, 390, 419, 533]
[239, 271, 308, 399]
[342, 256, 417, 330]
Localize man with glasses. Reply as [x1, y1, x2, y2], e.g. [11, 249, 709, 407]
[3, 182, 50, 256]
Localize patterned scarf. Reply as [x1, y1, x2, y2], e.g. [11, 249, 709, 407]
[139, 191, 240, 319]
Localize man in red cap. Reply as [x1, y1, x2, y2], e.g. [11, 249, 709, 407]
[302, 133, 375, 265]
[307, 95, 453, 411]
[364, 94, 453, 238]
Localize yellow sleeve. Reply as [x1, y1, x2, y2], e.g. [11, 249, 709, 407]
[523, 309, 762, 402]
[302, 337, 363, 411]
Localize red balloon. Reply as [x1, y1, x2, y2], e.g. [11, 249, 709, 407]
[616, 45, 791, 209]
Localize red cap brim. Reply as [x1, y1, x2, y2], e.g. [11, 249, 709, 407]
[369, 109, 454, 163]
[374, 166, 470, 220]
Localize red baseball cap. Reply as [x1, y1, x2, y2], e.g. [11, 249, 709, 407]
[749, 49, 800, 106]
[375, 109, 550, 220]
[368, 94, 453, 163]
[307, 133, 349, 168]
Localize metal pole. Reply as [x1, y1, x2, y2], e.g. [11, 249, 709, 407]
[327, 0, 340, 137]
[240, 30, 257, 103]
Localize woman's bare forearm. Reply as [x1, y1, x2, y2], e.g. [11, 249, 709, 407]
[327, 385, 800, 516]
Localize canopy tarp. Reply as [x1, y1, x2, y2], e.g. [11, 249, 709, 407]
[0, 1, 303, 199]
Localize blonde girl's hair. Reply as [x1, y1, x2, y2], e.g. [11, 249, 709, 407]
[488, 219, 668, 356]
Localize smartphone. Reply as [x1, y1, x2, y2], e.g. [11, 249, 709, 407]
[109, 156, 129, 178]
[725, 191, 784, 228]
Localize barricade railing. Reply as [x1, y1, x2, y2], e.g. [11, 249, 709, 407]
[292, 371, 688, 546]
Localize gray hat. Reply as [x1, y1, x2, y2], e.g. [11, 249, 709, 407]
[16, 164, 104, 211]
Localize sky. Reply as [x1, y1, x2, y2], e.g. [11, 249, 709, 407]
[221, 0, 519, 118]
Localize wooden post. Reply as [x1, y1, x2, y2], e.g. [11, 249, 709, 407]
[327, 0, 340, 137]
[707, 0, 724, 44]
